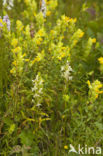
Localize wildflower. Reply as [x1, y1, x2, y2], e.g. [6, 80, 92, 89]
[98, 57, 103, 64]
[88, 80, 103, 102]
[64, 145, 68, 150]
[16, 20, 24, 32]
[12, 61, 17, 66]
[36, 38, 43, 45]
[61, 61, 73, 81]
[0, 18, 3, 28]
[46, 11, 51, 16]
[25, 59, 30, 62]
[24, 0, 30, 5]
[3, 15, 11, 31]
[37, 28, 45, 37]
[3, 0, 14, 10]
[31, 73, 44, 107]
[0, 15, 11, 31]
[73, 39, 78, 46]
[58, 52, 66, 60]
[62, 15, 70, 23]
[23, 53, 27, 57]
[12, 47, 22, 53]
[41, 0, 46, 18]
[69, 18, 77, 23]
[92, 38, 96, 43]
[87, 80, 91, 87]
[10, 68, 15, 74]
[11, 38, 18, 48]
[32, 50, 45, 64]
[79, 32, 84, 38]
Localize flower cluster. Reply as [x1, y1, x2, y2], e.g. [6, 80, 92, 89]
[98, 57, 103, 64]
[0, 15, 10, 31]
[61, 61, 73, 82]
[10, 36, 24, 76]
[32, 73, 44, 107]
[70, 29, 84, 49]
[3, 0, 14, 10]
[87, 80, 103, 102]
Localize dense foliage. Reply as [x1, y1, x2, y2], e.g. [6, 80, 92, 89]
[0, 0, 103, 155]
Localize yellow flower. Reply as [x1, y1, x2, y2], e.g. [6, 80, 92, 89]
[24, 0, 30, 5]
[64, 145, 68, 150]
[95, 94, 98, 99]
[98, 57, 103, 64]
[23, 53, 27, 57]
[12, 47, 22, 53]
[10, 69, 14, 74]
[64, 16, 70, 22]
[92, 38, 96, 43]
[11, 38, 18, 48]
[0, 18, 3, 26]
[87, 80, 91, 87]
[32, 50, 45, 64]
[36, 38, 43, 45]
[46, 1, 51, 5]
[98, 84, 102, 89]
[38, 29, 45, 37]
[50, 30, 55, 34]
[73, 40, 78, 46]
[46, 11, 51, 16]
[25, 59, 30, 62]
[61, 47, 66, 50]
[74, 18, 77, 23]
[33, 12, 36, 16]
[58, 53, 66, 60]
[12, 61, 17, 66]
[69, 18, 77, 23]
[79, 32, 84, 38]
[98, 90, 103, 94]
[32, 57, 40, 64]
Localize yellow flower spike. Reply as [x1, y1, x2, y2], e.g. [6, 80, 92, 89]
[92, 38, 96, 43]
[64, 145, 68, 150]
[11, 38, 18, 48]
[98, 57, 103, 64]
